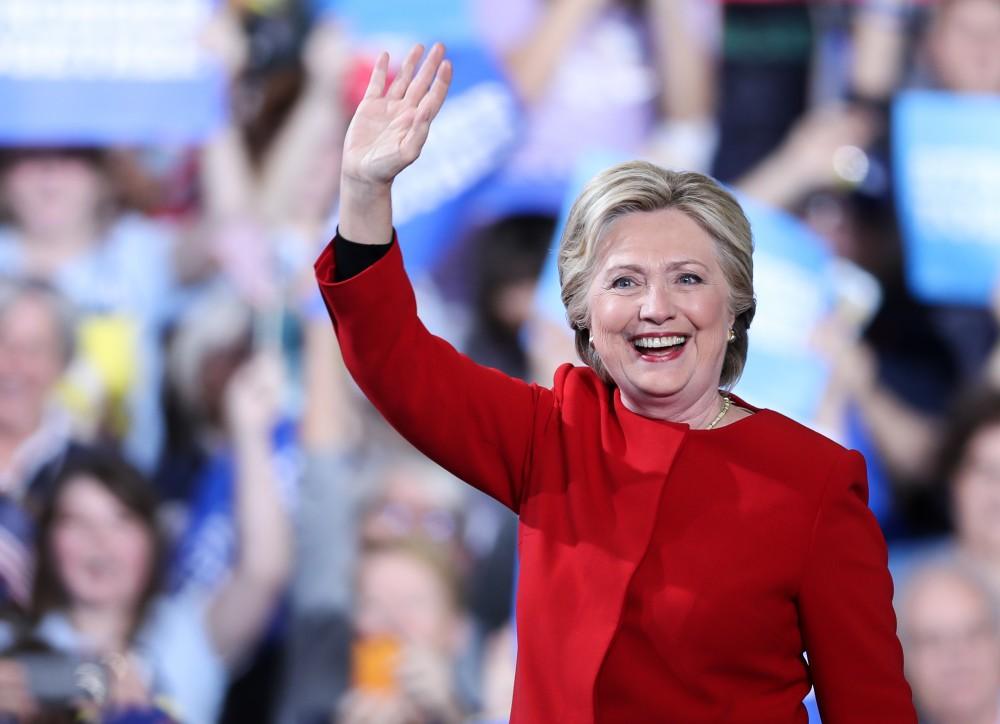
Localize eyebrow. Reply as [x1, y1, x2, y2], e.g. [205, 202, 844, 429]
[602, 259, 710, 276]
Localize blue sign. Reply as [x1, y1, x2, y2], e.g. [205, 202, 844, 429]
[893, 90, 1000, 305]
[313, 0, 476, 44]
[0, 0, 227, 145]
[734, 193, 838, 424]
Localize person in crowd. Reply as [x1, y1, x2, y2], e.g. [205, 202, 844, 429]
[923, 388, 1000, 590]
[338, 540, 473, 724]
[897, 562, 1000, 724]
[0, 280, 77, 499]
[277, 304, 487, 723]
[0, 279, 80, 610]
[0, 376, 291, 723]
[314, 43, 915, 721]
[473, 0, 718, 208]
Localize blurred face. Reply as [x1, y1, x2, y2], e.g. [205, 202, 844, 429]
[952, 423, 1000, 554]
[2, 153, 106, 239]
[356, 551, 456, 652]
[362, 472, 461, 548]
[902, 573, 1000, 723]
[586, 209, 733, 415]
[51, 476, 154, 611]
[0, 296, 66, 435]
[929, 0, 1000, 94]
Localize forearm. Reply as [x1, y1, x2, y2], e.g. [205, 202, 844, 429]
[503, 0, 604, 103]
[850, 1, 908, 103]
[647, 0, 715, 120]
[200, 125, 257, 222]
[259, 86, 346, 228]
[207, 426, 292, 664]
[734, 149, 811, 209]
[337, 180, 393, 247]
[852, 384, 940, 481]
[301, 319, 362, 451]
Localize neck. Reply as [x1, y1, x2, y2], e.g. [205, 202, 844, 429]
[620, 384, 726, 429]
[68, 603, 135, 653]
[20, 223, 101, 272]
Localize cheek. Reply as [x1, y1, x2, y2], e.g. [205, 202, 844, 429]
[120, 528, 155, 578]
[51, 528, 84, 572]
[588, 294, 632, 335]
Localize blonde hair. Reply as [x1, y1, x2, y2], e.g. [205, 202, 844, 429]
[557, 161, 756, 388]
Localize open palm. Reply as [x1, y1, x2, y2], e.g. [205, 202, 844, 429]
[342, 43, 453, 187]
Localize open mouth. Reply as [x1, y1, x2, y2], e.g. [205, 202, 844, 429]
[631, 334, 687, 358]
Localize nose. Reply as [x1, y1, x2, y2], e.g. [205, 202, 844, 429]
[639, 282, 675, 324]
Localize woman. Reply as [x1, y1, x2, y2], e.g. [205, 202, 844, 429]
[316, 44, 915, 722]
[0, 355, 291, 723]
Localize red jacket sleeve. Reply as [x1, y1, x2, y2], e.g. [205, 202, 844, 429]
[315, 237, 554, 512]
[798, 450, 916, 722]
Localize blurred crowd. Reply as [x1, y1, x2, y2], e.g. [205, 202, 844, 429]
[0, 0, 997, 722]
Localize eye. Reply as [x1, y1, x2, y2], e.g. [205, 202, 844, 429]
[678, 272, 703, 285]
[610, 276, 637, 290]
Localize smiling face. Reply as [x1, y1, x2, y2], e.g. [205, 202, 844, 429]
[51, 475, 155, 611]
[586, 208, 734, 417]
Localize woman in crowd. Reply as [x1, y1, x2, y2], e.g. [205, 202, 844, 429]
[0, 354, 291, 723]
[314, 43, 915, 722]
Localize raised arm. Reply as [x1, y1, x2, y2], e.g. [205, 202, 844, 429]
[206, 354, 293, 666]
[318, 45, 555, 512]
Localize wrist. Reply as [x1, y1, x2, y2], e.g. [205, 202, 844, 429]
[338, 179, 393, 245]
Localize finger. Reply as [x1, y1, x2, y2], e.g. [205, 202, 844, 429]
[363, 51, 389, 99]
[403, 42, 445, 103]
[386, 43, 424, 100]
[414, 58, 452, 125]
[400, 60, 452, 157]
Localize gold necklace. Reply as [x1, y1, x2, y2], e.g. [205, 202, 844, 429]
[706, 394, 732, 430]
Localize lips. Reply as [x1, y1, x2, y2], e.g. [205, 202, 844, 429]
[630, 333, 688, 361]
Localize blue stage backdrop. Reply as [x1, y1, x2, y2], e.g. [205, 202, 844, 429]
[893, 90, 1000, 306]
[0, 0, 227, 145]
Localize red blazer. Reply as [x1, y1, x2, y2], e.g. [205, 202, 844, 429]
[316, 240, 916, 724]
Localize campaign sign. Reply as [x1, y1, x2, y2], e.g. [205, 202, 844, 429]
[531, 153, 842, 425]
[893, 90, 1000, 305]
[733, 194, 839, 424]
[0, 0, 226, 145]
[312, 0, 476, 44]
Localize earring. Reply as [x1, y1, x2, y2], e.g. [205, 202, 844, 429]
[588, 334, 595, 346]
[727, 328, 736, 343]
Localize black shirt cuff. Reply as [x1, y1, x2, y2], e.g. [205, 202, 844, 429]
[333, 230, 393, 282]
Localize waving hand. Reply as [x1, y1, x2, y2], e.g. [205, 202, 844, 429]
[338, 44, 451, 244]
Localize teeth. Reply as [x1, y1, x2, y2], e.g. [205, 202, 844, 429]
[634, 336, 686, 349]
